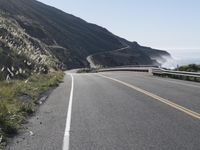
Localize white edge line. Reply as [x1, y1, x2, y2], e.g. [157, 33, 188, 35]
[63, 74, 74, 150]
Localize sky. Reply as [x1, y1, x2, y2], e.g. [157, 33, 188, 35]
[37, 0, 200, 51]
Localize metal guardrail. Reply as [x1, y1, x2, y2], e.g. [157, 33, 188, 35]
[97, 65, 158, 72]
[98, 66, 200, 79]
[103, 65, 159, 69]
[98, 67, 153, 72]
[152, 68, 200, 78]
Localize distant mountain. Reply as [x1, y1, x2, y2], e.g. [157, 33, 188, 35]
[0, 0, 170, 79]
[88, 41, 170, 68]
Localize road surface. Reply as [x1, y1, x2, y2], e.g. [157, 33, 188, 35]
[7, 71, 200, 150]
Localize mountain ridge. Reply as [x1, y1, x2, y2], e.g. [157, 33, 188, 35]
[0, 0, 171, 80]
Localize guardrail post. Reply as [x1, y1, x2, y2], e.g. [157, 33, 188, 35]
[149, 68, 153, 75]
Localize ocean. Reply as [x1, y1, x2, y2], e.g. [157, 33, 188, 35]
[161, 49, 200, 69]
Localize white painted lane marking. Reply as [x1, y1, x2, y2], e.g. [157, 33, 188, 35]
[98, 74, 200, 120]
[63, 74, 74, 150]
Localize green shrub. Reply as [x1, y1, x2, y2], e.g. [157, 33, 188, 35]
[177, 64, 200, 72]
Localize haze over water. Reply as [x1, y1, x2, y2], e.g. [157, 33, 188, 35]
[162, 49, 200, 69]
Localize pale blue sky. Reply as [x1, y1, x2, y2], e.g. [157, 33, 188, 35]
[37, 0, 200, 51]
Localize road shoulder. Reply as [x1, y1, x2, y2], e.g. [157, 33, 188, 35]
[6, 74, 71, 150]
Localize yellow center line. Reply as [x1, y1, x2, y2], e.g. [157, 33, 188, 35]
[97, 74, 200, 120]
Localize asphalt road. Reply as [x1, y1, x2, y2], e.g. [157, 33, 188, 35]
[7, 71, 200, 150]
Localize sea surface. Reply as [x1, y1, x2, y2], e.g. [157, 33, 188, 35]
[162, 49, 200, 69]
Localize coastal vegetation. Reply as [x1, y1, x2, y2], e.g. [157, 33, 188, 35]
[0, 71, 64, 148]
[176, 64, 200, 72]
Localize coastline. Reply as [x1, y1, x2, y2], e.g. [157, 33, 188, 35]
[162, 49, 200, 69]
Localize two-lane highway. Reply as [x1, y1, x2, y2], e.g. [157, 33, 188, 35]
[67, 72, 200, 150]
[7, 71, 200, 150]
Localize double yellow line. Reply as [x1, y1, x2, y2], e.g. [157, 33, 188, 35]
[98, 74, 200, 120]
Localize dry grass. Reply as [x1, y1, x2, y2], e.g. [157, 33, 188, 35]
[0, 71, 64, 148]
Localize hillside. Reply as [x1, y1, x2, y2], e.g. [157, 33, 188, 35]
[88, 41, 170, 68]
[0, 12, 61, 80]
[0, 0, 171, 80]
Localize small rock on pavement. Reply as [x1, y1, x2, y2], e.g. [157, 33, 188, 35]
[39, 96, 48, 105]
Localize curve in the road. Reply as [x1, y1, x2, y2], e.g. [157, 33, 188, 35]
[86, 46, 130, 68]
[98, 74, 200, 120]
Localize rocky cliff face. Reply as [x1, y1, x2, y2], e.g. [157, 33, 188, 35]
[0, 0, 171, 80]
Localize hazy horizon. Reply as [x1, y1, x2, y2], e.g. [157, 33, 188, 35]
[162, 48, 200, 68]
